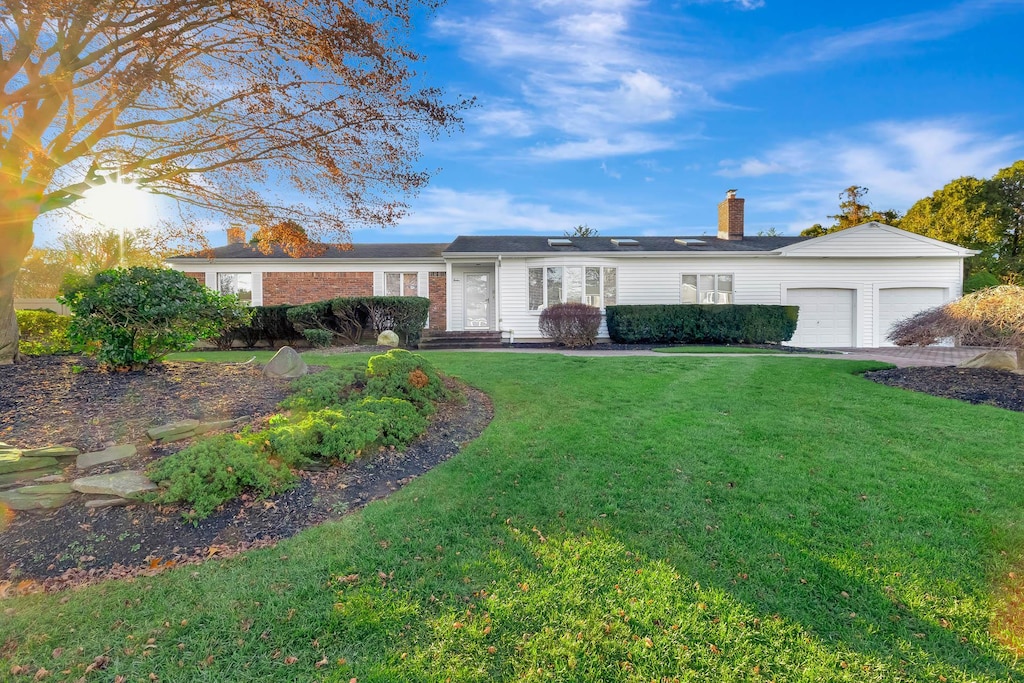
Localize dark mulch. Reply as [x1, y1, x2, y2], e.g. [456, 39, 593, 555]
[0, 355, 292, 452]
[864, 366, 1024, 412]
[0, 356, 492, 593]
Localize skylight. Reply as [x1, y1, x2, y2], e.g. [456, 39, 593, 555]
[675, 238, 707, 246]
[611, 238, 639, 246]
[547, 238, 573, 247]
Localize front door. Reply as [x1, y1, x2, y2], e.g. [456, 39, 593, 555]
[464, 272, 490, 329]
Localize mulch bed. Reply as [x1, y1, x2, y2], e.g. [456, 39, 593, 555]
[0, 355, 492, 594]
[864, 366, 1024, 412]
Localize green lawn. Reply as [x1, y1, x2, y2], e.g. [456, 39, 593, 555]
[652, 345, 782, 354]
[4, 352, 1024, 681]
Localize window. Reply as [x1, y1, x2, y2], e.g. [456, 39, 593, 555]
[217, 273, 252, 303]
[681, 273, 733, 304]
[529, 266, 617, 311]
[385, 272, 418, 296]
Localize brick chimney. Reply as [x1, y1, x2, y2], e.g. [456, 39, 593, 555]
[717, 189, 744, 241]
[226, 224, 246, 245]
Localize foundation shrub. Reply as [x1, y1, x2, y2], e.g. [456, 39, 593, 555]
[302, 328, 333, 348]
[538, 303, 602, 348]
[606, 304, 798, 344]
[365, 348, 448, 411]
[148, 434, 295, 521]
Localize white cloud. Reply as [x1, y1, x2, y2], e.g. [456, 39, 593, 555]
[434, 1, 717, 160]
[718, 118, 1023, 231]
[373, 187, 662, 236]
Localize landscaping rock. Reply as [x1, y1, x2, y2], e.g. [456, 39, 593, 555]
[77, 444, 138, 470]
[193, 417, 247, 436]
[33, 474, 67, 483]
[0, 455, 58, 476]
[0, 483, 76, 510]
[146, 419, 200, 442]
[959, 350, 1019, 372]
[72, 471, 157, 498]
[21, 446, 80, 459]
[263, 346, 307, 379]
[84, 497, 132, 509]
[0, 466, 61, 487]
[377, 330, 400, 347]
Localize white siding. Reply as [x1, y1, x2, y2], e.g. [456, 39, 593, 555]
[495, 254, 962, 345]
[780, 223, 967, 258]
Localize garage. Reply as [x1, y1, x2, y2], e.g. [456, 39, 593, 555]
[878, 287, 947, 346]
[787, 288, 856, 348]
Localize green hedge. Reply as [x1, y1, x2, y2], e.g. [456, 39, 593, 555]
[605, 304, 798, 344]
[16, 309, 73, 355]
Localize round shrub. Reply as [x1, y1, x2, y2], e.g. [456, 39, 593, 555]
[60, 266, 251, 370]
[16, 309, 73, 356]
[303, 328, 334, 348]
[365, 348, 448, 410]
[539, 302, 602, 348]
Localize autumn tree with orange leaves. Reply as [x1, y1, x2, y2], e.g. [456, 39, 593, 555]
[0, 0, 468, 364]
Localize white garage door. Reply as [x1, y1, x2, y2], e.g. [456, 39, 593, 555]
[878, 287, 947, 347]
[787, 288, 856, 348]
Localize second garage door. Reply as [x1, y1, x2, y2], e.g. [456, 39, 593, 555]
[787, 288, 856, 348]
[878, 287, 947, 346]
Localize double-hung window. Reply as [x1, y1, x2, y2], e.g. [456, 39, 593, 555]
[680, 274, 733, 304]
[385, 272, 418, 297]
[528, 266, 617, 311]
[217, 273, 252, 303]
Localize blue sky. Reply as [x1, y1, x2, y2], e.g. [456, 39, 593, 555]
[38, 0, 1024, 246]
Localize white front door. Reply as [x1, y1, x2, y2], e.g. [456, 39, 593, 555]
[464, 272, 491, 329]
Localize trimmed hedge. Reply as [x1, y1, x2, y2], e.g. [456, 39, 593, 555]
[606, 304, 798, 344]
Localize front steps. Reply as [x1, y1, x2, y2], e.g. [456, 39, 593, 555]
[417, 330, 505, 350]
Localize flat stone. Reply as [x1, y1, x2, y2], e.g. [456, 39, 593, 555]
[84, 497, 132, 509]
[263, 346, 307, 379]
[22, 446, 80, 459]
[0, 456, 58, 476]
[77, 444, 138, 470]
[33, 474, 67, 483]
[72, 470, 157, 498]
[192, 419, 239, 436]
[0, 485, 76, 510]
[147, 420, 200, 442]
[959, 350, 1019, 372]
[0, 466, 61, 487]
[377, 330, 400, 347]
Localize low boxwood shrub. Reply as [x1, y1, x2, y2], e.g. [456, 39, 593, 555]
[16, 309, 73, 355]
[303, 328, 333, 348]
[351, 397, 428, 447]
[606, 304, 798, 344]
[365, 348, 449, 411]
[148, 434, 296, 520]
[60, 267, 251, 369]
[539, 302, 602, 348]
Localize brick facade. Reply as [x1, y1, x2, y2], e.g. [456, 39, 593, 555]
[428, 272, 447, 330]
[262, 271, 373, 305]
[717, 191, 745, 241]
[183, 272, 206, 285]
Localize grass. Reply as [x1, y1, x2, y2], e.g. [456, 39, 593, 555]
[652, 345, 783, 354]
[4, 352, 1024, 681]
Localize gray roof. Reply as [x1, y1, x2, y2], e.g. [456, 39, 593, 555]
[168, 242, 449, 261]
[443, 235, 809, 254]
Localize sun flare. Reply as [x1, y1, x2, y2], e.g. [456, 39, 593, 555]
[79, 181, 155, 231]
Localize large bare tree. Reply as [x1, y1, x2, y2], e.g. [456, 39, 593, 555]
[0, 0, 467, 363]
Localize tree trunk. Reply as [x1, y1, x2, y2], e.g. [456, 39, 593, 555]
[0, 222, 36, 365]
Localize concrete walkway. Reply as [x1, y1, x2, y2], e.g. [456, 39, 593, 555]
[453, 345, 988, 368]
